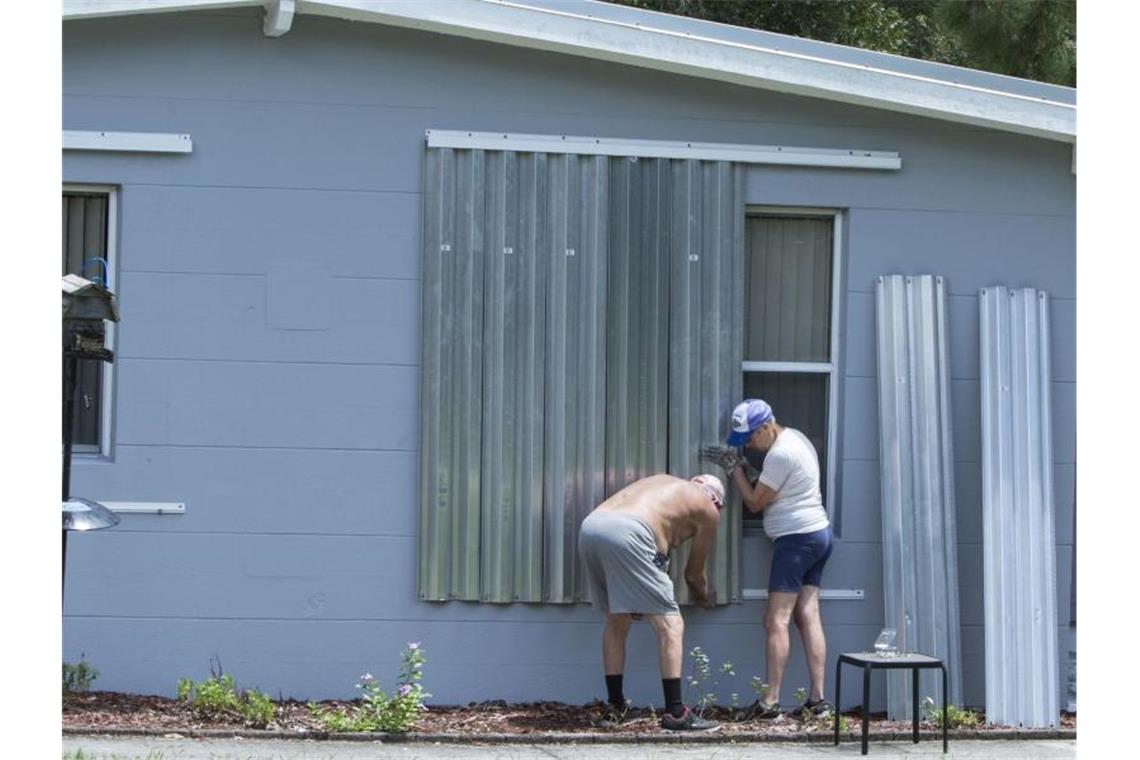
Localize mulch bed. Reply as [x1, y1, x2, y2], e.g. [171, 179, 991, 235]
[63, 692, 1076, 740]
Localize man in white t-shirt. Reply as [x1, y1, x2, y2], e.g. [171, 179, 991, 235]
[717, 399, 834, 720]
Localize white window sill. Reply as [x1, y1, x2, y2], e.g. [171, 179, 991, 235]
[742, 589, 863, 600]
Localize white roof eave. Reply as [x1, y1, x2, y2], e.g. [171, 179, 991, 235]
[63, 0, 1075, 143]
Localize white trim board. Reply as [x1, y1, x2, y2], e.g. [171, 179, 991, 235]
[743, 589, 863, 600]
[62, 0, 1075, 143]
[101, 502, 186, 515]
[427, 131, 901, 170]
[64, 131, 193, 154]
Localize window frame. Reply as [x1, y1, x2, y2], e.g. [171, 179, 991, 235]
[63, 183, 119, 458]
[742, 206, 843, 520]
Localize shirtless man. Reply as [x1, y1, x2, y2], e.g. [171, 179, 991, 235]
[577, 473, 724, 731]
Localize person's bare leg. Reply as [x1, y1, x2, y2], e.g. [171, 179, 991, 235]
[793, 585, 827, 701]
[603, 613, 633, 675]
[763, 591, 799, 704]
[646, 613, 684, 678]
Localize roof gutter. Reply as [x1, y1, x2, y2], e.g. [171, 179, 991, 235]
[63, 0, 1075, 143]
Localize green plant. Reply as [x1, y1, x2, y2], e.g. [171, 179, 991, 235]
[787, 685, 847, 731]
[309, 642, 431, 733]
[177, 658, 276, 728]
[63, 655, 99, 694]
[748, 675, 768, 704]
[684, 646, 735, 717]
[922, 696, 981, 729]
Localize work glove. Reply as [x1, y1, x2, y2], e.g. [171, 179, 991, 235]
[699, 445, 744, 474]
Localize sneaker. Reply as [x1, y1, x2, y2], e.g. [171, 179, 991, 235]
[661, 706, 720, 732]
[597, 700, 630, 728]
[791, 698, 833, 718]
[744, 700, 783, 719]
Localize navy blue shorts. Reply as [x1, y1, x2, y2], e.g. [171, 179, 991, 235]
[768, 526, 833, 594]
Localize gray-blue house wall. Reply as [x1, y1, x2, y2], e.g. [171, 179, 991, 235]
[62, 9, 1075, 710]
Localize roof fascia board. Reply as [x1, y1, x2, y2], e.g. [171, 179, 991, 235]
[63, 0, 260, 19]
[300, 0, 1073, 143]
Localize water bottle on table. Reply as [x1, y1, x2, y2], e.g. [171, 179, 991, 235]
[873, 628, 898, 657]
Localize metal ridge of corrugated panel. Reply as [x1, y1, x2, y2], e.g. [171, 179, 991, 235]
[979, 286, 1059, 728]
[875, 274, 963, 719]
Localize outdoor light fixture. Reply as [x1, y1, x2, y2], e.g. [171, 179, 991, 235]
[62, 274, 120, 599]
[63, 497, 120, 532]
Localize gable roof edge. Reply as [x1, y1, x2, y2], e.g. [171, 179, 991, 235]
[63, 0, 1076, 143]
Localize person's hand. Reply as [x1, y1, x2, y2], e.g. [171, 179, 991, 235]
[686, 577, 716, 609]
[699, 445, 743, 474]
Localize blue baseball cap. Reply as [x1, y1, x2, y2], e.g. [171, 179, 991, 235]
[726, 399, 773, 446]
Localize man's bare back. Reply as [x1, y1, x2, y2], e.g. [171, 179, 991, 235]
[594, 474, 718, 555]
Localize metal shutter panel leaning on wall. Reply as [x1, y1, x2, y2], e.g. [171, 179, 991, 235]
[979, 287, 1059, 728]
[875, 274, 963, 718]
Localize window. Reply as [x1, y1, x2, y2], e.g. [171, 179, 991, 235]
[742, 211, 841, 519]
[62, 186, 117, 454]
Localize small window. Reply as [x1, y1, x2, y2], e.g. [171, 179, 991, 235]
[62, 188, 116, 454]
[743, 212, 840, 520]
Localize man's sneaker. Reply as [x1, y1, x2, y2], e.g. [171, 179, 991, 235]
[743, 700, 783, 719]
[597, 700, 630, 728]
[660, 706, 720, 732]
[791, 698, 833, 718]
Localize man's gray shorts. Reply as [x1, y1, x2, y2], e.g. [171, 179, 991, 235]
[577, 511, 679, 616]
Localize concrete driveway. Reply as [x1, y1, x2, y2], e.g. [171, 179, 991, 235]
[63, 734, 1076, 759]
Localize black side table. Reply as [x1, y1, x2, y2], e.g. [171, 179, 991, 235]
[834, 652, 948, 755]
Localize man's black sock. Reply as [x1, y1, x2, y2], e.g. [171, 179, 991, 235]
[662, 677, 684, 717]
[605, 674, 625, 706]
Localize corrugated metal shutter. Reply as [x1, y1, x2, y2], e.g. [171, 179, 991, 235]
[979, 287, 1059, 727]
[420, 149, 743, 605]
[605, 157, 670, 492]
[875, 274, 963, 717]
[420, 149, 484, 601]
[542, 154, 609, 603]
[480, 151, 548, 603]
[666, 160, 744, 605]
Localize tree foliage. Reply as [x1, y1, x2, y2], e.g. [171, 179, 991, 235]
[607, 0, 1074, 86]
[936, 0, 1075, 85]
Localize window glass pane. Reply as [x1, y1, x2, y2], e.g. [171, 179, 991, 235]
[745, 216, 832, 362]
[741, 372, 828, 517]
[62, 192, 108, 448]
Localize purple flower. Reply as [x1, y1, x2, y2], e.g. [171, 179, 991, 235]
[398, 684, 412, 697]
[407, 642, 421, 651]
[360, 673, 374, 683]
